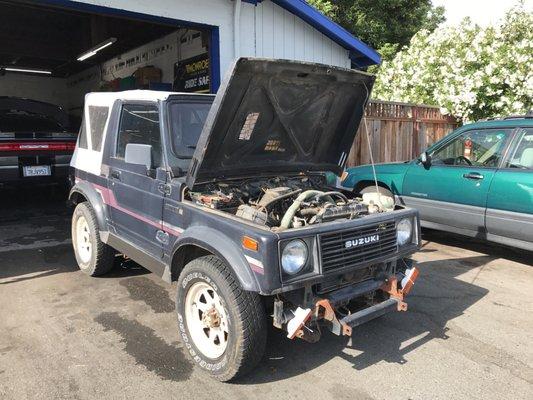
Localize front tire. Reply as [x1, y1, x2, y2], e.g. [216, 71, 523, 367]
[176, 255, 267, 381]
[71, 202, 115, 276]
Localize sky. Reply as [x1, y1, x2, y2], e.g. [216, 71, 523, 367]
[432, 0, 533, 26]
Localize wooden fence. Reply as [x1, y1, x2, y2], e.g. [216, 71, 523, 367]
[347, 100, 460, 166]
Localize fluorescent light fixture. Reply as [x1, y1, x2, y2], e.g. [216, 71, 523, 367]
[77, 37, 117, 61]
[3, 67, 52, 75]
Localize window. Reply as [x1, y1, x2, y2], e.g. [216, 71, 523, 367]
[78, 116, 88, 149]
[88, 106, 109, 151]
[506, 128, 533, 169]
[116, 104, 161, 167]
[168, 101, 211, 159]
[163, 100, 212, 175]
[431, 129, 513, 168]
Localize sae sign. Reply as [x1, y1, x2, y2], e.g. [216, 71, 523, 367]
[173, 53, 210, 93]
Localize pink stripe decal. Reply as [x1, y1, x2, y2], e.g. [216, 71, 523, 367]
[249, 263, 265, 275]
[162, 222, 184, 237]
[87, 181, 181, 237]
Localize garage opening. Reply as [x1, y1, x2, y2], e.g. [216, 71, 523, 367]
[0, 0, 218, 131]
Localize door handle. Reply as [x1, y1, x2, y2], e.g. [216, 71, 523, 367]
[110, 170, 121, 180]
[463, 172, 484, 180]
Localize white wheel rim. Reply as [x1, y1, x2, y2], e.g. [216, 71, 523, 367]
[184, 281, 229, 359]
[75, 215, 92, 264]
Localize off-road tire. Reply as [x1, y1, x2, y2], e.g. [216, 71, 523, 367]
[360, 185, 394, 198]
[176, 255, 267, 382]
[71, 202, 115, 276]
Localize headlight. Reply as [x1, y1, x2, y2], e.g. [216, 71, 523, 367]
[397, 218, 413, 246]
[281, 239, 308, 275]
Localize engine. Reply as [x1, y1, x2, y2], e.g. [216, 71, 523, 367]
[187, 175, 394, 230]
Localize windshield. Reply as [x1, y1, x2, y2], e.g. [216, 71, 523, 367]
[167, 99, 213, 173]
[0, 111, 67, 133]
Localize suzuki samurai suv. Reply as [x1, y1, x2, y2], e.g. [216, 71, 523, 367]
[69, 58, 421, 381]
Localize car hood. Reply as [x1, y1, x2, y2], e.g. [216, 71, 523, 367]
[186, 58, 374, 189]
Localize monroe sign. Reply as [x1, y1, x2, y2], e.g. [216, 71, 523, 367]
[173, 53, 210, 93]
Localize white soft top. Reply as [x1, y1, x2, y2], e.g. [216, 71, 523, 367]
[84, 89, 212, 107]
[74, 90, 213, 175]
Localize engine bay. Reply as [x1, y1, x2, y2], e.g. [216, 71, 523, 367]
[186, 175, 395, 231]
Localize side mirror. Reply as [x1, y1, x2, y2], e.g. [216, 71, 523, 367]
[420, 151, 431, 168]
[125, 143, 152, 169]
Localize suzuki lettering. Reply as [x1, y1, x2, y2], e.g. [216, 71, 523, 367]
[345, 234, 380, 248]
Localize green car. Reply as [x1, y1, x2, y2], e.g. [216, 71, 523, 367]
[341, 116, 533, 251]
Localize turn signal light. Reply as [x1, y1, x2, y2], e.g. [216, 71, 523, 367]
[242, 236, 259, 252]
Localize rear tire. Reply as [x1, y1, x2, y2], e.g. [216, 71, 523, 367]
[176, 255, 267, 382]
[71, 202, 115, 276]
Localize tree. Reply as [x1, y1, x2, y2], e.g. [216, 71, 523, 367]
[307, 0, 445, 58]
[372, 5, 533, 121]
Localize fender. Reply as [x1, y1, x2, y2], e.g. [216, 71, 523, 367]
[342, 163, 411, 195]
[172, 226, 260, 292]
[69, 181, 110, 237]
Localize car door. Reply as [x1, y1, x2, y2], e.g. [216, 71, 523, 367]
[486, 127, 533, 247]
[107, 102, 167, 258]
[402, 127, 514, 235]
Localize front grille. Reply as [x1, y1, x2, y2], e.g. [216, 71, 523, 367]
[315, 265, 376, 294]
[319, 222, 397, 273]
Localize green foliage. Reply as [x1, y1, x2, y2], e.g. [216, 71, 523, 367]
[373, 5, 533, 121]
[307, 0, 445, 59]
[307, 0, 336, 17]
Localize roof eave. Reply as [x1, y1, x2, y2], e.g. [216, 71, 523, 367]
[254, 0, 381, 67]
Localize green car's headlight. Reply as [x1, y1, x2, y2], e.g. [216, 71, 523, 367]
[397, 218, 413, 246]
[281, 239, 308, 275]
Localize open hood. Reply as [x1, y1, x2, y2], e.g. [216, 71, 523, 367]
[186, 58, 374, 189]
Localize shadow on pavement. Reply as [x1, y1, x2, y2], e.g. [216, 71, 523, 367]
[0, 245, 150, 283]
[0, 185, 74, 283]
[0, 184, 70, 222]
[94, 311, 193, 382]
[0, 243, 78, 284]
[0, 185, 154, 284]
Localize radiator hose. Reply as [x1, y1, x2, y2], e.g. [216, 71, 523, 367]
[280, 190, 333, 229]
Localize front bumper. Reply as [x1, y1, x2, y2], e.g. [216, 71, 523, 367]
[282, 264, 419, 341]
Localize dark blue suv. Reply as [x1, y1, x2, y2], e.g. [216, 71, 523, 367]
[68, 58, 421, 381]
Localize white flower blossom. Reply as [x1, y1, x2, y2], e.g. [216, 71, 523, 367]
[373, 4, 533, 122]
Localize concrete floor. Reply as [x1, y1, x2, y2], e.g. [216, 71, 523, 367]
[0, 187, 532, 400]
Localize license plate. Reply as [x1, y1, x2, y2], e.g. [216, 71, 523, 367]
[23, 165, 51, 177]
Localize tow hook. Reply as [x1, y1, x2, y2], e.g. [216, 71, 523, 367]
[289, 266, 420, 340]
[381, 266, 419, 311]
